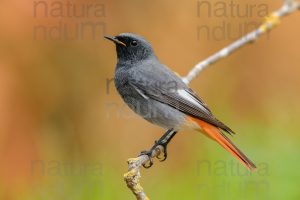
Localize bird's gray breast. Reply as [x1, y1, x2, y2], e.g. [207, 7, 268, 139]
[114, 65, 185, 130]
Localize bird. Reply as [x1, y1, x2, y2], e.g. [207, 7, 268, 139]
[104, 33, 256, 171]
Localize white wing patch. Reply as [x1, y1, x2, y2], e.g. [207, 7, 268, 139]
[133, 85, 149, 99]
[177, 89, 210, 115]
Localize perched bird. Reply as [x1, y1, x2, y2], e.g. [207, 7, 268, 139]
[105, 33, 256, 171]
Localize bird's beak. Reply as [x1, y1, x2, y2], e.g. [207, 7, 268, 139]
[104, 36, 126, 47]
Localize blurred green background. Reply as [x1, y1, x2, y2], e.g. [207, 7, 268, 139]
[0, 0, 300, 199]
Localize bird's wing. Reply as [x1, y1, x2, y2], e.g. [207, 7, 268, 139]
[129, 80, 234, 134]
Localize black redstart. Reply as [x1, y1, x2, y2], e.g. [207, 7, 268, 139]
[105, 33, 256, 170]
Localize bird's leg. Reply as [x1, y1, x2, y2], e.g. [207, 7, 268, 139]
[140, 129, 178, 168]
[155, 129, 178, 162]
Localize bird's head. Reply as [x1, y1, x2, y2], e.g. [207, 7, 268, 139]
[104, 33, 155, 62]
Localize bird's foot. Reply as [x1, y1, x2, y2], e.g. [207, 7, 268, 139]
[139, 140, 168, 169]
[154, 140, 168, 162]
[139, 150, 154, 168]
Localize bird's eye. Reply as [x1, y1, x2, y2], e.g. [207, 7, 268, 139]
[130, 40, 138, 46]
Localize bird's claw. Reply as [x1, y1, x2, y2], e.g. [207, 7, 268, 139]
[156, 148, 167, 162]
[139, 140, 168, 169]
[154, 140, 168, 162]
[155, 141, 168, 162]
[143, 159, 153, 168]
[139, 150, 154, 168]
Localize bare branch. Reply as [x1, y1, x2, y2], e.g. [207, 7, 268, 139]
[182, 0, 300, 84]
[124, 146, 163, 200]
[124, 1, 300, 199]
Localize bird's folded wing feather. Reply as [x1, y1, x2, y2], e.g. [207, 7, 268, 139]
[128, 79, 234, 134]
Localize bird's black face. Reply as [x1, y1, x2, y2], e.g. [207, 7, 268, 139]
[105, 33, 154, 62]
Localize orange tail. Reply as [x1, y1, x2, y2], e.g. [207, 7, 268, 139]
[191, 117, 256, 171]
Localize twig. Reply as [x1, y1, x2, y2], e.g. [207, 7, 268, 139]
[124, 1, 300, 199]
[124, 146, 163, 200]
[183, 0, 300, 84]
